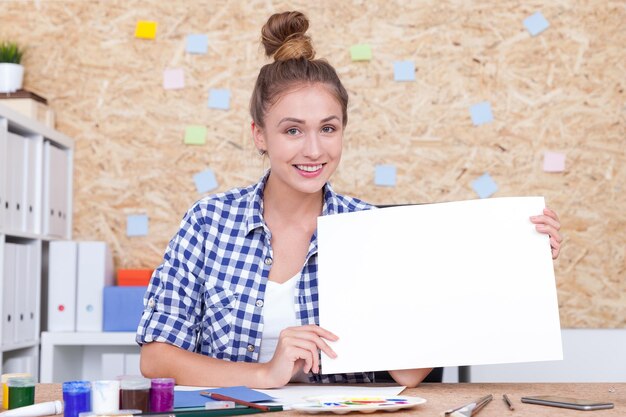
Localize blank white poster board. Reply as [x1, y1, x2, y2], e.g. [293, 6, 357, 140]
[317, 197, 562, 374]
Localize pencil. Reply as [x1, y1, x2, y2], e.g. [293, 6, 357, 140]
[502, 394, 514, 410]
[200, 392, 271, 412]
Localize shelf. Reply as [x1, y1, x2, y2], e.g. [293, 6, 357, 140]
[41, 331, 137, 345]
[0, 103, 74, 150]
[0, 230, 60, 241]
[1, 339, 40, 352]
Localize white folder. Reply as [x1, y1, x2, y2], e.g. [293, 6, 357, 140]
[24, 136, 43, 234]
[0, 119, 7, 231]
[13, 243, 28, 343]
[47, 241, 78, 331]
[24, 242, 40, 341]
[7, 132, 27, 233]
[76, 241, 114, 331]
[2, 243, 16, 346]
[43, 141, 68, 237]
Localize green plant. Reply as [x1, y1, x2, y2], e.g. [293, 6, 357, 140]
[0, 41, 24, 64]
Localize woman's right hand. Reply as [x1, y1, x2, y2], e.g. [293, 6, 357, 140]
[261, 324, 338, 387]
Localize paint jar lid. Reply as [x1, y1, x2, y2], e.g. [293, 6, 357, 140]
[151, 378, 175, 388]
[63, 380, 92, 393]
[119, 376, 151, 390]
[92, 380, 121, 390]
[1, 373, 31, 383]
[7, 376, 35, 387]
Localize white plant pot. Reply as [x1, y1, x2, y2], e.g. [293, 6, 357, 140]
[0, 63, 24, 93]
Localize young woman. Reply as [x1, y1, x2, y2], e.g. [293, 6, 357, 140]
[137, 11, 562, 389]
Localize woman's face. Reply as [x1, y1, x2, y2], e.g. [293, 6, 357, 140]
[253, 83, 344, 196]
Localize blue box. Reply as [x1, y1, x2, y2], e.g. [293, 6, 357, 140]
[103, 286, 146, 332]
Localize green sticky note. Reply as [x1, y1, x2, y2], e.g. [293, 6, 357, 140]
[350, 44, 372, 61]
[184, 125, 207, 145]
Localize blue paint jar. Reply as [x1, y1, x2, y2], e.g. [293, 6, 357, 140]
[63, 380, 92, 417]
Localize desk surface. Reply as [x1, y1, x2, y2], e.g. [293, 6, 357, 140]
[29, 383, 625, 417]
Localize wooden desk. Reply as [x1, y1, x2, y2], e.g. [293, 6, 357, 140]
[29, 383, 625, 417]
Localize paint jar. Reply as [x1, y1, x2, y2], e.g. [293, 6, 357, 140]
[1, 373, 31, 410]
[119, 376, 150, 413]
[92, 380, 120, 414]
[149, 378, 175, 412]
[7, 376, 35, 409]
[63, 380, 92, 417]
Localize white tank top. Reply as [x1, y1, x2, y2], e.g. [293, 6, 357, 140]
[258, 274, 309, 382]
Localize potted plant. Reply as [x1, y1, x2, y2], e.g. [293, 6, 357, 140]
[0, 41, 25, 93]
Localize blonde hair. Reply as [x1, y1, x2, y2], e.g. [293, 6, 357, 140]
[250, 11, 349, 128]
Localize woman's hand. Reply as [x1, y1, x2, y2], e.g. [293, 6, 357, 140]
[530, 208, 562, 259]
[261, 324, 338, 387]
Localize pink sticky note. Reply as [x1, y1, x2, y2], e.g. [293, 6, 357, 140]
[543, 151, 566, 172]
[163, 68, 185, 90]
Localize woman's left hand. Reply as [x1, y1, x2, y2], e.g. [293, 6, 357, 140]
[530, 208, 562, 259]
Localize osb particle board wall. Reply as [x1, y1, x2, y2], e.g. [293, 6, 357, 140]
[1, 1, 624, 327]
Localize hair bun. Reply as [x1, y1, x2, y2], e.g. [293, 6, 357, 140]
[261, 11, 315, 61]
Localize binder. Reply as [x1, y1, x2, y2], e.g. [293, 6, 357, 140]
[24, 242, 40, 341]
[2, 243, 16, 346]
[7, 132, 27, 232]
[0, 118, 7, 231]
[24, 135, 43, 234]
[13, 243, 29, 343]
[47, 241, 78, 331]
[43, 141, 69, 237]
[76, 241, 114, 331]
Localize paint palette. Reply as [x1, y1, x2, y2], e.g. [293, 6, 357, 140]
[291, 396, 427, 414]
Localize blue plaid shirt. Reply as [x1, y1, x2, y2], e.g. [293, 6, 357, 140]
[136, 171, 375, 383]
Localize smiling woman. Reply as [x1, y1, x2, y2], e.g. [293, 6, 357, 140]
[135, 10, 559, 389]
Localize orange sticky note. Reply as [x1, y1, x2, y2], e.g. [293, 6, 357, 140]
[135, 21, 158, 39]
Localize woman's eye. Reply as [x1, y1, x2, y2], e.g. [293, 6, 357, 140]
[286, 128, 300, 135]
[322, 126, 336, 133]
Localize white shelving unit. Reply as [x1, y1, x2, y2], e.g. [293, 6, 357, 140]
[40, 331, 140, 383]
[0, 103, 74, 380]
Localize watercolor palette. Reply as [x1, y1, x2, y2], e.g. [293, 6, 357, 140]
[291, 396, 427, 414]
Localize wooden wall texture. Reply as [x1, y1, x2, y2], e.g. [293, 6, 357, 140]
[1, 0, 624, 327]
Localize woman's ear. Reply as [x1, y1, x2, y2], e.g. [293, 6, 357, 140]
[251, 121, 266, 153]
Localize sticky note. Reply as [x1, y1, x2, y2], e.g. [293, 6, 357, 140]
[375, 164, 396, 187]
[193, 169, 218, 194]
[470, 101, 494, 126]
[135, 21, 157, 39]
[394, 61, 415, 81]
[471, 173, 498, 199]
[543, 151, 566, 172]
[350, 44, 372, 61]
[186, 34, 209, 54]
[184, 125, 207, 145]
[524, 11, 550, 36]
[163, 68, 184, 90]
[207, 89, 231, 110]
[127, 214, 149, 237]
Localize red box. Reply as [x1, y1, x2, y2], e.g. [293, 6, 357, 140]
[117, 269, 153, 286]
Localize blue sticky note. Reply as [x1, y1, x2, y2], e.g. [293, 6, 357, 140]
[393, 61, 415, 81]
[174, 386, 275, 409]
[471, 173, 498, 199]
[186, 34, 209, 54]
[127, 214, 148, 237]
[375, 164, 396, 187]
[524, 11, 550, 36]
[470, 101, 494, 126]
[193, 169, 218, 194]
[208, 88, 231, 110]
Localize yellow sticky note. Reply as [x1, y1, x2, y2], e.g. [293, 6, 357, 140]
[135, 21, 158, 39]
[350, 44, 372, 61]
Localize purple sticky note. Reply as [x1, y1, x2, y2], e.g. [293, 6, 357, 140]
[163, 68, 185, 90]
[543, 151, 566, 172]
[471, 173, 498, 199]
[193, 169, 218, 193]
[470, 101, 494, 126]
